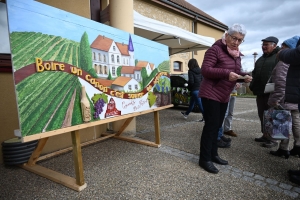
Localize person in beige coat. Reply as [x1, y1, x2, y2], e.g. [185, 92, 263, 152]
[267, 36, 300, 158]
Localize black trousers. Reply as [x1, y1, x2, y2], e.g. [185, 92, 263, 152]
[200, 98, 228, 162]
[256, 94, 270, 133]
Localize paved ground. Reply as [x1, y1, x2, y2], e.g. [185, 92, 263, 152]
[1, 97, 300, 199]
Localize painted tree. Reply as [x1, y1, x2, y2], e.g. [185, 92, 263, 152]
[117, 66, 122, 77]
[141, 67, 148, 88]
[157, 60, 170, 73]
[135, 59, 138, 66]
[79, 32, 98, 77]
[107, 69, 112, 80]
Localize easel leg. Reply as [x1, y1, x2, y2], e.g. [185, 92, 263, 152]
[27, 137, 49, 166]
[71, 130, 85, 186]
[154, 111, 160, 145]
[21, 133, 87, 191]
[115, 117, 134, 136]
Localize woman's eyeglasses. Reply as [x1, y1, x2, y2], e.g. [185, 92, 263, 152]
[228, 34, 244, 43]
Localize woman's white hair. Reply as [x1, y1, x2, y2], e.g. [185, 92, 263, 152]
[227, 23, 247, 36]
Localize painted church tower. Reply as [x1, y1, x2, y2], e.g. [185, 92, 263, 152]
[128, 35, 135, 66]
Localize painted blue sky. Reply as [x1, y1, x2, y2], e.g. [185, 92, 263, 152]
[5, 0, 169, 68]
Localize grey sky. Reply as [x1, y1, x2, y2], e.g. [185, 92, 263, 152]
[186, 0, 300, 71]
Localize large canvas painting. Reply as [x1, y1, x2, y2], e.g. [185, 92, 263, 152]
[6, 0, 171, 140]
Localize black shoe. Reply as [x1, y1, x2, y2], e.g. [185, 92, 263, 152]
[262, 141, 278, 148]
[221, 136, 231, 143]
[212, 156, 228, 165]
[255, 136, 269, 142]
[270, 148, 290, 159]
[217, 139, 231, 148]
[289, 175, 300, 185]
[199, 160, 219, 174]
[290, 145, 300, 157]
[288, 170, 300, 176]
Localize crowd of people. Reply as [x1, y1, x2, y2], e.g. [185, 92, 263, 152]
[179, 23, 300, 185]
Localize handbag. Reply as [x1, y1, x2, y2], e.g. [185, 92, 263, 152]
[263, 107, 292, 140]
[264, 77, 274, 93]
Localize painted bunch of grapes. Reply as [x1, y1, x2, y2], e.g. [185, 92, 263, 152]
[91, 93, 108, 119]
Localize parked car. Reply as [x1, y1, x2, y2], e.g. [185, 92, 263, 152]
[170, 74, 200, 112]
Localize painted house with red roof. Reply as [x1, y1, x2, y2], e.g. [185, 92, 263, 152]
[90, 35, 135, 79]
[110, 76, 140, 92]
[136, 61, 155, 76]
[120, 66, 143, 82]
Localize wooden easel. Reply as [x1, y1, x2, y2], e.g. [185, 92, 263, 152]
[21, 105, 173, 191]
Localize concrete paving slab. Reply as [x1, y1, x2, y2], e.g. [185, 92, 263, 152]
[0, 98, 299, 199]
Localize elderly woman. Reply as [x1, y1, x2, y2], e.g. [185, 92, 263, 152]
[198, 23, 252, 174]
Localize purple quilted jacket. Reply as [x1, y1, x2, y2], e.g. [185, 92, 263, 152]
[199, 39, 246, 103]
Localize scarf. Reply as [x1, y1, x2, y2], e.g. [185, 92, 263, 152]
[222, 36, 240, 58]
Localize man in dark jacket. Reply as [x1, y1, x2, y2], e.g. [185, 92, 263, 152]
[249, 36, 280, 148]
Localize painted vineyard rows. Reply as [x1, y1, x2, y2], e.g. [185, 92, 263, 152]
[30, 77, 82, 134]
[12, 36, 49, 68]
[12, 35, 63, 69]
[21, 75, 79, 136]
[16, 72, 59, 110]
[20, 73, 71, 123]
[10, 32, 38, 51]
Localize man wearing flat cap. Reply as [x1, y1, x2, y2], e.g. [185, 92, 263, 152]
[249, 36, 280, 148]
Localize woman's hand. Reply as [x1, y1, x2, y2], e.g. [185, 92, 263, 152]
[244, 75, 252, 83]
[229, 72, 240, 81]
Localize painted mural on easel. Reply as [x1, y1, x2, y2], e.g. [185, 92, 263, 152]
[6, 0, 171, 137]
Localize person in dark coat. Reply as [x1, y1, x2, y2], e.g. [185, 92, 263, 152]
[278, 38, 300, 186]
[181, 58, 204, 121]
[278, 38, 300, 104]
[267, 36, 300, 159]
[249, 36, 280, 148]
[198, 23, 252, 174]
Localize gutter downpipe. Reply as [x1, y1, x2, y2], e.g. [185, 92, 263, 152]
[191, 16, 198, 58]
[192, 19, 194, 58]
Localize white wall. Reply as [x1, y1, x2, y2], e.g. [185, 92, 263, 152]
[0, 3, 10, 53]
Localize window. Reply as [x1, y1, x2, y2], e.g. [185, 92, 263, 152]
[113, 46, 116, 51]
[135, 84, 138, 90]
[103, 55, 106, 62]
[100, 65, 103, 74]
[173, 61, 182, 71]
[93, 52, 96, 60]
[98, 53, 101, 61]
[111, 55, 114, 63]
[117, 55, 120, 63]
[112, 66, 115, 75]
[128, 85, 132, 90]
[105, 66, 108, 74]
[90, 0, 101, 22]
